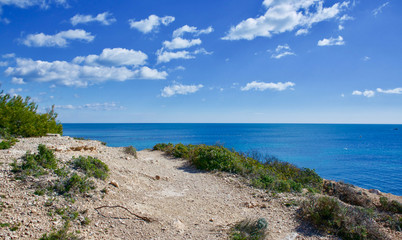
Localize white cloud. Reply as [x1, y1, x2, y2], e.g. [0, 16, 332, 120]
[156, 48, 211, 64]
[163, 37, 202, 50]
[161, 83, 203, 97]
[129, 14, 174, 33]
[339, 14, 354, 21]
[11, 77, 25, 84]
[55, 102, 123, 111]
[241, 81, 295, 91]
[377, 88, 402, 94]
[73, 48, 147, 67]
[373, 2, 389, 16]
[0, 61, 7, 66]
[70, 12, 116, 26]
[5, 55, 167, 87]
[338, 25, 344, 30]
[271, 44, 295, 59]
[0, 0, 67, 9]
[352, 90, 375, 98]
[8, 87, 22, 96]
[156, 50, 194, 64]
[295, 28, 308, 36]
[2, 53, 15, 58]
[362, 56, 370, 61]
[317, 36, 345, 46]
[222, 0, 349, 40]
[22, 29, 94, 47]
[172, 25, 214, 38]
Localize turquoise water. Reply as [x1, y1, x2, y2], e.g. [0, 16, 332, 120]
[63, 123, 402, 195]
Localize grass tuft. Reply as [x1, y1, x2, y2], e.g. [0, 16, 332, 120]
[124, 146, 137, 158]
[230, 218, 268, 240]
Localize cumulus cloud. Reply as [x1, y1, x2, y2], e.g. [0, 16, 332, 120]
[317, 36, 345, 46]
[156, 48, 211, 64]
[73, 48, 147, 67]
[372, 2, 389, 16]
[5, 50, 167, 87]
[172, 25, 214, 38]
[271, 44, 295, 59]
[129, 14, 174, 33]
[22, 29, 94, 47]
[377, 88, 402, 94]
[222, 0, 349, 40]
[11, 77, 25, 84]
[70, 12, 116, 26]
[352, 90, 375, 98]
[295, 28, 308, 36]
[241, 81, 295, 91]
[56, 102, 123, 111]
[8, 87, 22, 96]
[161, 83, 203, 97]
[0, 61, 8, 66]
[163, 37, 202, 50]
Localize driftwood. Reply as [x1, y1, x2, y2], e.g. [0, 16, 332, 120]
[94, 205, 154, 223]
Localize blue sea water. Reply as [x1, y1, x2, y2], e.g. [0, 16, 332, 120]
[63, 123, 402, 195]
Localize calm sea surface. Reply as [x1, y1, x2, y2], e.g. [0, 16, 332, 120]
[63, 123, 402, 195]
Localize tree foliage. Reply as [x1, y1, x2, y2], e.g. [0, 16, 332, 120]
[0, 88, 62, 137]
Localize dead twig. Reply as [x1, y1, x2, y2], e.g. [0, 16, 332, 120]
[94, 205, 154, 223]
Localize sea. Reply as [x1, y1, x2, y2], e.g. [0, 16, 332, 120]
[63, 123, 402, 196]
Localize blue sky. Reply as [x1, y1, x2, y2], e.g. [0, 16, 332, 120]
[0, 0, 401, 123]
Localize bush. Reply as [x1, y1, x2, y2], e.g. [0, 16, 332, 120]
[153, 143, 322, 193]
[230, 218, 268, 240]
[379, 197, 402, 214]
[299, 196, 388, 240]
[54, 173, 95, 195]
[124, 146, 137, 158]
[72, 156, 109, 180]
[12, 144, 57, 177]
[0, 137, 18, 150]
[0, 88, 62, 137]
[40, 221, 79, 240]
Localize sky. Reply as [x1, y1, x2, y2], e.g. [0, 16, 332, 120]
[0, 0, 401, 123]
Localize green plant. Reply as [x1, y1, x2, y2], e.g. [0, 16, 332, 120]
[0, 137, 18, 149]
[153, 143, 322, 193]
[230, 218, 268, 240]
[11, 144, 58, 177]
[81, 217, 91, 226]
[40, 221, 79, 240]
[0, 88, 62, 137]
[72, 156, 109, 180]
[53, 173, 95, 195]
[34, 189, 46, 196]
[379, 197, 402, 214]
[124, 146, 137, 158]
[299, 196, 388, 240]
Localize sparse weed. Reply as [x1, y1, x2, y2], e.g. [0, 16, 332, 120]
[230, 218, 268, 240]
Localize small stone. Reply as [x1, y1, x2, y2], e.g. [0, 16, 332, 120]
[369, 189, 381, 195]
[209, 219, 214, 222]
[155, 175, 160, 180]
[109, 181, 119, 188]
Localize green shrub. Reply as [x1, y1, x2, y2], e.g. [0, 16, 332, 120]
[124, 146, 137, 158]
[153, 143, 322, 193]
[11, 144, 57, 177]
[0, 137, 18, 149]
[54, 173, 95, 195]
[230, 218, 268, 240]
[379, 197, 402, 214]
[299, 196, 388, 240]
[72, 156, 109, 180]
[0, 89, 62, 137]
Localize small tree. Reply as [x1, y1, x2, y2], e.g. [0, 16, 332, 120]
[0, 88, 63, 137]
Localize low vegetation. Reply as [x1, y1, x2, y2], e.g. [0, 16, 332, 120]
[39, 221, 79, 240]
[153, 143, 322, 193]
[230, 218, 268, 240]
[299, 196, 388, 240]
[73, 156, 109, 180]
[0, 88, 62, 138]
[124, 145, 137, 158]
[0, 136, 18, 150]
